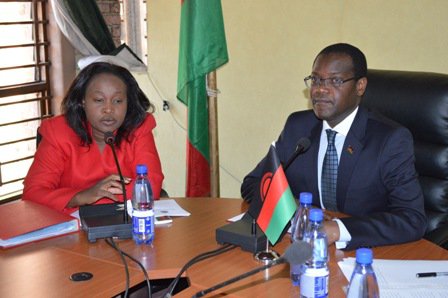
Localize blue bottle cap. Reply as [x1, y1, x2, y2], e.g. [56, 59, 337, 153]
[136, 164, 148, 175]
[299, 192, 312, 204]
[356, 248, 373, 265]
[309, 208, 323, 222]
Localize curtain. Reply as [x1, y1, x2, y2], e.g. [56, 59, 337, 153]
[60, 0, 116, 54]
[51, 0, 145, 71]
[51, 0, 99, 56]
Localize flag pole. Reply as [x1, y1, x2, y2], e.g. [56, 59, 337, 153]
[207, 70, 220, 198]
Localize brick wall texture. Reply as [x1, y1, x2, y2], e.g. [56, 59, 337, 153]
[96, 0, 121, 47]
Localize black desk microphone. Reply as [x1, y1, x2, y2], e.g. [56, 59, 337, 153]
[283, 137, 311, 171]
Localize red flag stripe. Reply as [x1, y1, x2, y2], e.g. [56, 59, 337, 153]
[257, 166, 289, 230]
[186, 141, 210, 197]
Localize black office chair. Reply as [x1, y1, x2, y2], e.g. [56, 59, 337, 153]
[160, 188, 169, 198]
[362, 69, 448, 250]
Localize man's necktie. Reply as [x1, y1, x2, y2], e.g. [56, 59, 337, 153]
[321, 129, 338, 211]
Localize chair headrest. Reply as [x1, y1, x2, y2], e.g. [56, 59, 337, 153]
[362, 69, 448, 145]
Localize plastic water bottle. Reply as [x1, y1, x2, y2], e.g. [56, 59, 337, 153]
[300, 208, 329, 298]
[290, 192, 313, 286]
[132, 164, 155, 245]
[346, 248, 380, 298]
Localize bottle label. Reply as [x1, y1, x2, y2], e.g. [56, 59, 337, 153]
[132, 209, 154, 235]
[300, 267, 329, 298]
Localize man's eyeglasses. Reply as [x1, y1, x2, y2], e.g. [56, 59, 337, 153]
[304, 75, 359, 88]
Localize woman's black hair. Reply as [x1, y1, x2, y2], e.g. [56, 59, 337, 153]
[61, 62, 154, 146]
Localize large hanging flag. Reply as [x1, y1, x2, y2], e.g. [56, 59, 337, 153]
[256, 145, 297, 245]
[177, 0, 229, 197]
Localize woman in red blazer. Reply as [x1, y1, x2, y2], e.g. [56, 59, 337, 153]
[23, 62, 164, 214]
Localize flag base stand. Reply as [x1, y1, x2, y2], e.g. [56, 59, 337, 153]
[254, 242, 280, 264]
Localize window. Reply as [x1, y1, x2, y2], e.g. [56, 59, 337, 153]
[0, 0, 51, 202]
[119, 0, 147, 64]
[94, 0, 147, 68]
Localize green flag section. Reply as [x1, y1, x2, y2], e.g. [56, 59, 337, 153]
[177, 0, 229, 197]
[257, 146, 297, 245]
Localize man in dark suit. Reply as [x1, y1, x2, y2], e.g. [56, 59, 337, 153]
[241, 43, 427, 250]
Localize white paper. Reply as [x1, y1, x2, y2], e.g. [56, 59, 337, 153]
[379, 288, 448, 298]
[126, 199, 190, 218]
[71, 210, 80, 220]
[227, 212, 245, 222]
[338, 258, 448, 297]
[153, 199, 191, 217]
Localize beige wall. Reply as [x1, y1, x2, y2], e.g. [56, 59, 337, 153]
[141, 0, 448, 198]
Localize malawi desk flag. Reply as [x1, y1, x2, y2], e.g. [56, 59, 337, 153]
[177, 0, 229, 197]
[256, 145, 297, 245]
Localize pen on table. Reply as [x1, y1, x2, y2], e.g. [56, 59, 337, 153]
[416, 272, 448, 278]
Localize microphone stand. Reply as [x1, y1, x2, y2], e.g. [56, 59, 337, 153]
[192, 241, 312, 298]
[79, 132, 133, 242]
[192, 257, 286, 298]
[105, 133, 129, 224]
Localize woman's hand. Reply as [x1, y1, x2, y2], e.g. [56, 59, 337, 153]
[67, 174, 131, 208]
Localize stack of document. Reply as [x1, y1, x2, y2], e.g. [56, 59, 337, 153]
[0, 200, 79, 249]
[338, 258, 448, 297]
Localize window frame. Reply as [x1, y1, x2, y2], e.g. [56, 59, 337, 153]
[0, 0, 52, 203]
